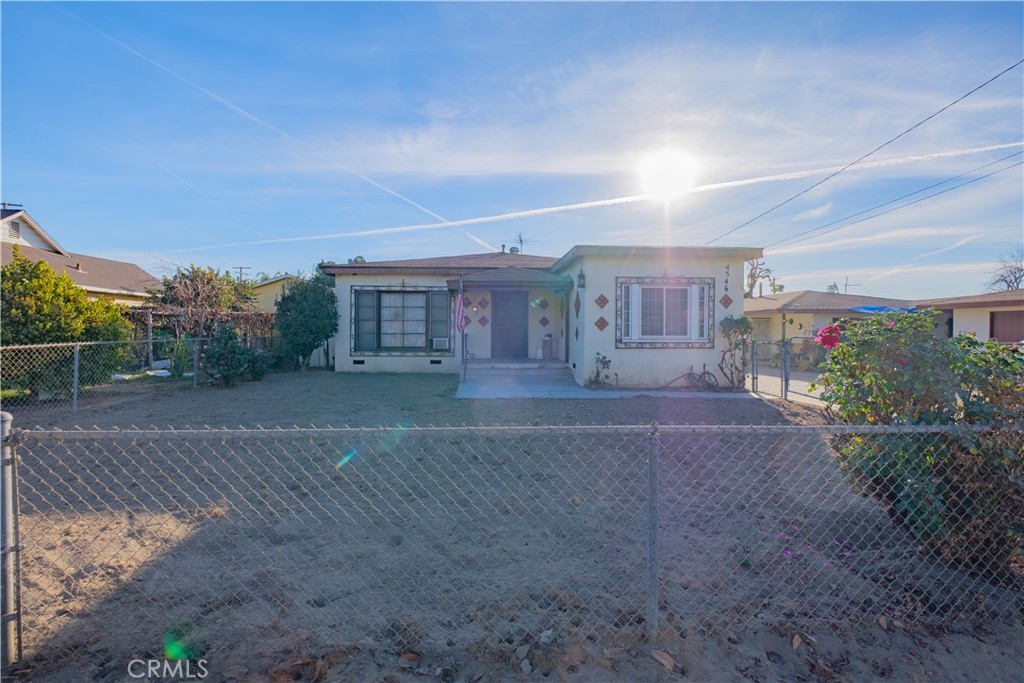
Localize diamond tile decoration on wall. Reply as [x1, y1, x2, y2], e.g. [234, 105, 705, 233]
[539, 298, 549, 310]
[595, 294, 609, 309]
[574, 327, 579, 341]
[719, 293, 734, 309]
[478, 298, 489, 309]
[574, 293, 581, 318]
[478, 315, 489, 327]
[463, 315, 472, 329]
[539, 316, 550, 327]
[594, 316, 609, 331]
[462, 296, 473, 307]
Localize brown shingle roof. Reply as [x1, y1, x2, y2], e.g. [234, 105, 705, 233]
[914, 289, 1024, 310]
[2, 242, 160, 297]
[744, 290, 913, 314]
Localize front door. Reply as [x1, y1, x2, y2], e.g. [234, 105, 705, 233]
[491, 290, 529, 359]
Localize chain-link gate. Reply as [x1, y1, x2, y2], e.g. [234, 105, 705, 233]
[749, 340, 785, 397]
[749, 338, 829, 402]
[2, 422, 1021, 681]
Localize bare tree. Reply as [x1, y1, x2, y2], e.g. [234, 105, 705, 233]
[745, 259, 784, 297]
[987, 245, 1024, 291]
[150, 265, 256, 337]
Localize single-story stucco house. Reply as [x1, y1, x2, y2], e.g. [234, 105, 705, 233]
[743, 290, 929, 342]
[1, 206, 159, 306]
[745, 288, 1024, 344]
[319, 244, 762, 388]
[914, 289, 1024, 343]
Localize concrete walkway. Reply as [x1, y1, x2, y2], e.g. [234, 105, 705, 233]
[455, 363, 762, 399]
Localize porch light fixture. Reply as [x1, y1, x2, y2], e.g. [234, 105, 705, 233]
[577, 268, 586, 290]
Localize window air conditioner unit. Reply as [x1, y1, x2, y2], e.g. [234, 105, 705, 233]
[431, 337, 450, 350]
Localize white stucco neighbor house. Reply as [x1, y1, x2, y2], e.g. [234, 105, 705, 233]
[319, 244, 762, 388]
[914, 289, 1024, 343]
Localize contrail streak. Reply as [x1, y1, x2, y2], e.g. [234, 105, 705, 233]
[175, 142, 1022, 252]
[689, 142, 1023, 194]
[156, 162, 222, 207]
[171, 196, 645, 251]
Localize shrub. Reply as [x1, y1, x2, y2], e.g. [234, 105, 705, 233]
[718, 315, 753, 389]
[816, 310, 1023, 575]
[245, 350, 271, 381]
[204, 327, 251, 387]
[167, 340, 195, 378]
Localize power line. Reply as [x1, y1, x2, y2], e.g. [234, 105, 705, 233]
[764, 159, 1023, 253]
[764, 150, 1023, 249]
[705, 58, 1024, 245]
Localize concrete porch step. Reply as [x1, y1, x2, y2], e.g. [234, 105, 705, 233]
[465, 363, 572, 382]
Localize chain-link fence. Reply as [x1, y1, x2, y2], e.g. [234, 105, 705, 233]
[749, 338, 829, 402]
[2, 421, 1020, 681]
[0, 337, 282, 424]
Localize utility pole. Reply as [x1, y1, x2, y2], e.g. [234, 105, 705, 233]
[234, 266, 251, 282]
[843, 276, 862, 295]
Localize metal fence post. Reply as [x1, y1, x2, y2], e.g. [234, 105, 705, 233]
[72, 343, 80, 412]
[782, 338, 791, 401]
[646, 423, 660, 641]
[1, 412, 23, 672]
[192, 339, 200, 389]
[751, 341, 759, 393]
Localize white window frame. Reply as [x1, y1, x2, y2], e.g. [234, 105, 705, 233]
[616, 277, 715, 349]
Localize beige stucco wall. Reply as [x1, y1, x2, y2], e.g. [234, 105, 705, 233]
[89, 291, 149, 308]
[333, 273, 458, 374]
[461, 287, 566, 362]
[560, 252, 748, 388]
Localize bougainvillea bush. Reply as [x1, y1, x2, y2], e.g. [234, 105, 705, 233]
[814, 310, 1023, 574]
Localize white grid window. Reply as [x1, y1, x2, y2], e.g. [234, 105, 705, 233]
[621, 282, 710, 341]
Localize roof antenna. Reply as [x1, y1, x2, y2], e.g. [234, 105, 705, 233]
[1, 202, 24, 211]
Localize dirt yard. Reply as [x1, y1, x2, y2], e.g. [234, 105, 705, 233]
[6, 371, 1022, 683]
[8, 369, 826, 430]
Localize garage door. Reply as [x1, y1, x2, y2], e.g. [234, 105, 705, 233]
[990, 310, 1024, 342]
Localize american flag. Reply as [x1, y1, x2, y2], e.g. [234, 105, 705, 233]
[455, 274, 466, 333]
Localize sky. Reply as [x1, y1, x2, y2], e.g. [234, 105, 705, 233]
[2, 1, 1022, 299]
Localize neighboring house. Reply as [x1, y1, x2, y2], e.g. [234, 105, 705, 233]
[320, 244, 761, 388]
[1, 207, 159, 306]
[251, 274, 298, 312]
[914, 289, 1024, 342]
[743, 290, 924, 342]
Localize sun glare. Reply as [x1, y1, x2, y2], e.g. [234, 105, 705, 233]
[638, 150, 700, 202]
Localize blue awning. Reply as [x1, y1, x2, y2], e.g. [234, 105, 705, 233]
[848, 306, 918, 314]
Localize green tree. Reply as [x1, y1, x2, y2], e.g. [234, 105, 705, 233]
[1, 245, 131, 395]
[1, 245, 130, 345]
[275, 271, 338, 371]
[826, 282, 840, 294]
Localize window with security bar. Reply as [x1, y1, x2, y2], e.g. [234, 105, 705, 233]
[353, 288, 451, 352]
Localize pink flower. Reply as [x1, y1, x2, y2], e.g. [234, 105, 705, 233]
[815, 324, 842, 349]
[886, 321, 895, 329]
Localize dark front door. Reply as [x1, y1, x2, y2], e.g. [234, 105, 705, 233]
[491, 290, 529, 359]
